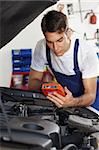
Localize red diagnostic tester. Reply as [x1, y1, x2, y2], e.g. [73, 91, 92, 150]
[42, 82, 65, 96]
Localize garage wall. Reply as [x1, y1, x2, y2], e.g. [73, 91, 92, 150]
[0, 0, 99, 87]
[0, 4, 54, 87]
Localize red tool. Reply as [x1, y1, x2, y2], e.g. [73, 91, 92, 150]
[42, 82, 65, 96]
[90, 12, 97, 24]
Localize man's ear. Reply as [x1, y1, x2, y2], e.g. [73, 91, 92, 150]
[65, 28, 74, 38]
[65, 27, 68, 33]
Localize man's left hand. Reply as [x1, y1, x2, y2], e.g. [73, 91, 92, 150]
[47, 87, 75, 108]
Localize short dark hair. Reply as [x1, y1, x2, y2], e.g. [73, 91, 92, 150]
[41, 10, 67, 34]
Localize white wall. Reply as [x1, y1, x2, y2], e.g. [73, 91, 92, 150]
[0, 0, 99, 87]
[0, 4, 55, 87]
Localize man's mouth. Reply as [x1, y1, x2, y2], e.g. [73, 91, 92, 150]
[54, 50, 64, 56]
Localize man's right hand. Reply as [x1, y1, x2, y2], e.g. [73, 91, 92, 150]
[28, 68, 43, 91]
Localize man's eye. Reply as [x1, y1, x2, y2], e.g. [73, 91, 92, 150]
[58, 38, 63, 42]
[47, 41, 52, 44]
[48, 41, 52, 44]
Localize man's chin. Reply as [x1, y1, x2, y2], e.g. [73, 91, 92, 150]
[55, 52, 64, 57]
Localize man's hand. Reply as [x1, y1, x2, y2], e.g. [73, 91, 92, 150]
[47, 87, 75, 108]
[47, 77, 97, 108]
[28, 68, 43, 91]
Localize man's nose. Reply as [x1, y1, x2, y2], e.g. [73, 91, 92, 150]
[53, 42, 58, 51]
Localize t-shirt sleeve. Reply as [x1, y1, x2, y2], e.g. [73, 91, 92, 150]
[30, 39, 47, 72]
[81, 41, 99, 79]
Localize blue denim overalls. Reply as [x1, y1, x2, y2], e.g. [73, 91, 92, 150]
[46, 39, 84, 97]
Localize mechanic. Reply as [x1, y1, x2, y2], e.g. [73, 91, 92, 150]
[28, 10, 99, 108]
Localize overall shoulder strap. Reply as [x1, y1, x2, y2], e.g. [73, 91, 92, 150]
[46, 44, 53, 70]
[73, 39, 80, 73]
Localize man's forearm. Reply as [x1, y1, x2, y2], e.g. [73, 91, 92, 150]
[73, 93, 96, 107]
[28, 79, 43, 91]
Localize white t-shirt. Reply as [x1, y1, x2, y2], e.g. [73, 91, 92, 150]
[31, 33, 99, 79]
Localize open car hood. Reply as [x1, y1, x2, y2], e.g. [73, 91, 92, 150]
[0, 0, 57, 48]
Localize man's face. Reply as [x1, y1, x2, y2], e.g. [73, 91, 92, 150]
[45, 31, 67, 57]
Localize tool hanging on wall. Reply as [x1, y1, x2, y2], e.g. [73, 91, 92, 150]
[84, 10, 97, 24]
[90, 10, 97, 24]
[94, 29, 99, 40]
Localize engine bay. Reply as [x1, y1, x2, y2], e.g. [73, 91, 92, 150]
[0, 87, 99, 150]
